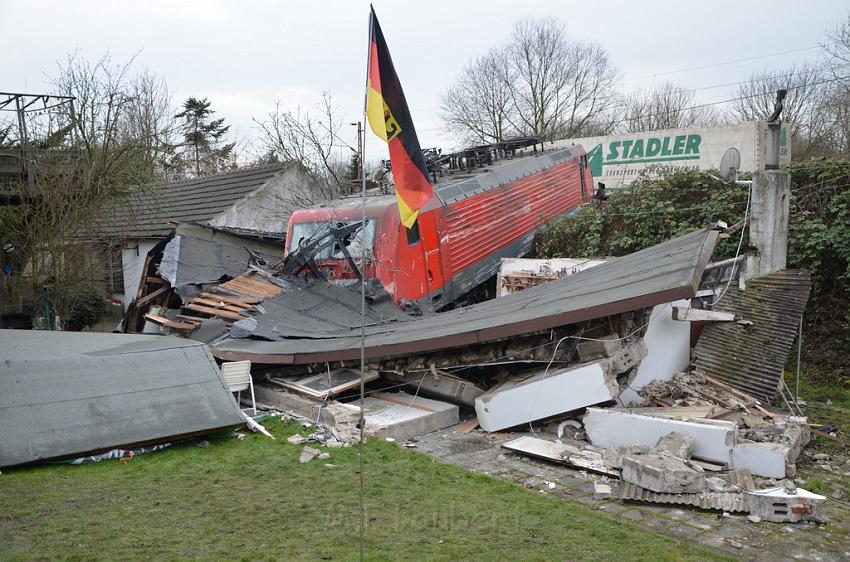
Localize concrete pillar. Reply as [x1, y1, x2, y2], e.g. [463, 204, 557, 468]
[747, 170, 790, 279]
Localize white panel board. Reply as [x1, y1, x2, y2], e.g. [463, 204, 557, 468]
[583, 407, 736, 464]
[475, 363, 616, 433]
[619, 300, 691, 406]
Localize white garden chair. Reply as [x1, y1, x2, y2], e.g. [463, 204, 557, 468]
[220, 360, 256, 415]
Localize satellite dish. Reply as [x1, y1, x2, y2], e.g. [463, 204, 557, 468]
[719, 148, 741, 183]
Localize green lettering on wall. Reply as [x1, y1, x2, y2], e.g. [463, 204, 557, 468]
[684, 135, 701, 155]
[661, 137, 672, 155]
[630, 139, 644, 158]
[672, 135, 686, 155]
[606, 141, 620, 161]
[646, 138, 661, 157]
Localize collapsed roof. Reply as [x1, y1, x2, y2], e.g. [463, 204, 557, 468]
[211, 226, 719, 364]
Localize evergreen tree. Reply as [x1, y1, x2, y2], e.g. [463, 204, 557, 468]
[175, 97, 235, 177]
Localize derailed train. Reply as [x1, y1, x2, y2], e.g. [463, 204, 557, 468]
[284, 142, 594, 309]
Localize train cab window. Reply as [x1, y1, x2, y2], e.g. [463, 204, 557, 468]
[405, 220, 421, 246]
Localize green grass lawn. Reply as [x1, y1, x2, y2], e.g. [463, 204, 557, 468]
[0, 418, 729, 562]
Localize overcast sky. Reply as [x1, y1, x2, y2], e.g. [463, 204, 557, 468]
[2, 0, 847, 161]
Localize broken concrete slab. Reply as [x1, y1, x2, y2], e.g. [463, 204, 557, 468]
[620, 482, 749, 513]
[618, 300, 692, 406]
[583, 407, 737, 465]
[383, 370, 484, 407]
[576, 334, 622, 362]
[287, 434, 307, 445]
[501, 436, 619, 477]
[593, 482, 613, 499]
[621, 453, 706, 494]
[656, 432, 696, 460]
[361, 392, 458, 441]
[476, 343, 645, 433]
[299, 446, 321, 463]
[747, 486, 826, 523]
[730, 441, 794, 479]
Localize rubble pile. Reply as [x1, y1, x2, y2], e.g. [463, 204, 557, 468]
[503, 370, 826, 523]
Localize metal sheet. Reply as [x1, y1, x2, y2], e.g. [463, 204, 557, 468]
[212, 227, 719, 364]
[0, 330, 244, 467]
[693, 270, 811, 403]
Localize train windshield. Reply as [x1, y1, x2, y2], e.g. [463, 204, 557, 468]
[288, 220, 377, 260]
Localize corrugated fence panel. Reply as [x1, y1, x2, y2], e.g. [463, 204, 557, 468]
[693, 270, 811, 403]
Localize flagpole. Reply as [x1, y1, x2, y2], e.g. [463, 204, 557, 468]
[358, 11, 372, 562]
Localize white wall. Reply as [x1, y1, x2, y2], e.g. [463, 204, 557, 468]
[208, 166, 318, 235]
[618, 300, 692, 405]
[119, 239, 158, 311]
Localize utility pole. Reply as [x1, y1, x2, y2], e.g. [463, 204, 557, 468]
[352, 121, 363, 195]
[746, 90, 791, 279]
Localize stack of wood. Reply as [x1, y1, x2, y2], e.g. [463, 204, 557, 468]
[143, 272, 283, 336]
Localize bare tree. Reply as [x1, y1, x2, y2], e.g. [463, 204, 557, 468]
[822, 13, 850, 156]
[506, 17, 619, 140]
[254, 92, 354, 208]
[49, 52, 178, 192]
[439, 48, 516, 144]
[622, 83, 721, 133]
[731, 64, 831, 157]
[439, 17, 618, 144]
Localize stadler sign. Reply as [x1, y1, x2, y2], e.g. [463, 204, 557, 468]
[552, 121, 790, 187]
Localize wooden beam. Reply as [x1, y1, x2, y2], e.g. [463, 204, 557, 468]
[143, 313, 197, 333]
[189, 297, 246, 313]
[132, 286, 170, 310]
[183, 303, 245, 321]
[199, 292, 255, 308]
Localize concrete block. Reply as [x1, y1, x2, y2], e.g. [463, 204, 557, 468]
[583, 407, 737, 464]
[576, 335, 622, 361]
[299, 446, 320, 463]
[593, 482, 613, 499]
[730, 441, 793, 479]
[383, 371, 484, 406]
[362, 392, 458, 441]
[621, 453, 706, 494]
[656, 432, 696, 460]
[747, 486, 826, 523]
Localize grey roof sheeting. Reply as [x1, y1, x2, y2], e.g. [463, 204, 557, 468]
[212, 227, 719, 365]
[105, 164, 290, 239]
[0, 330, 244, 467]
[159, 222, 283, 289]
[694, 269, 811, 403]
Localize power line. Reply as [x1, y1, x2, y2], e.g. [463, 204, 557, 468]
[622, 45, 827, 82]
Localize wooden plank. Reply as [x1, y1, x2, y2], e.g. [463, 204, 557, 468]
[134, 253, 154, 301]
[208, 290, 262, 304]
[183, 303, 245, 321]
[199, 292, 255, 308]
[189, 297, 246, 313]
[455, 417, 480, 433]
[146, 276, 167, 286]
[133, 286, 170, 310]
[143, 313, 197, 333]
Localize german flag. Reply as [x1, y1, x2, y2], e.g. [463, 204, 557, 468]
[365, 7, 434, 229]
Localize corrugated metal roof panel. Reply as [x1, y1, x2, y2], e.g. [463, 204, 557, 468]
[693, 270, 811, 403]
[0, 331, 245, 467]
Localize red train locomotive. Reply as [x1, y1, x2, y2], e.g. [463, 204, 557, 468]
[284, 142, 593, 309]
